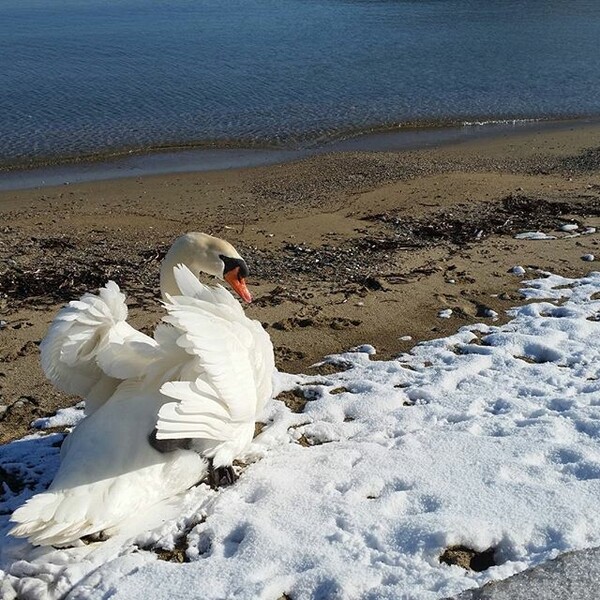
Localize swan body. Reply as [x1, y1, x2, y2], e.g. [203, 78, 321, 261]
[10, 233, 274, 546]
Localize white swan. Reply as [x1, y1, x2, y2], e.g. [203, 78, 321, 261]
[9, 232, 274, 547]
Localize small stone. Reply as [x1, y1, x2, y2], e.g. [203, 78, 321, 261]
[582, 254, 595, 262]
[510, 265, 526, 276]
[515, 231, 556, 240]
[560, 223, 579, 232]
[439, 545, 497, 572]
[362, 277, 385, 291]
[329, 387, 349, 395]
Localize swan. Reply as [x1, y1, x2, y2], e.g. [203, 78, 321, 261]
[9, 232, 274, 547]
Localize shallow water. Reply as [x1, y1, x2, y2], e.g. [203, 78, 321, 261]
[2, 0, 600, 164]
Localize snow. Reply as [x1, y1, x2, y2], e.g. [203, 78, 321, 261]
[31, 402, 85, 430]
[481, 308, 499, 320]
[2, 272, 600, 599]
[510, 266, 526, 276]
[438, 308, 453, 319]
[514, 232, 557, 240]
[349, 344, 377, 356]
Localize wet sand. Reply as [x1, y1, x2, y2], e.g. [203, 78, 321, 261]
[1, 121, 600, 443]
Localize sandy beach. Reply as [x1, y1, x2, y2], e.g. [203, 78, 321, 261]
[1, 121, 600, 444]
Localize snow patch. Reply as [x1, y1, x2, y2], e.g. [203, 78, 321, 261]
[31, 402, 85, 430]
[2, 272, 600, 599]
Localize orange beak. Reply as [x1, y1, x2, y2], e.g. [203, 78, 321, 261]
[224, 267, 252, 303]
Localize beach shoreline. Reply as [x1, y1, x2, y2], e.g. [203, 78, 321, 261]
[1, 122, 600, 443]
[2, 116, 599, 192]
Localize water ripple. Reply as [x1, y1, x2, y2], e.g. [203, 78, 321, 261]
[1, 0, 600, 163]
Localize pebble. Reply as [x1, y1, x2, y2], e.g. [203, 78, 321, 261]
[399, 335, 413, 341]
[510, 266, 526, 276]
[560, 223, 579, 232]
[515, 231, 557, 240]
[582, 254, 595, 262]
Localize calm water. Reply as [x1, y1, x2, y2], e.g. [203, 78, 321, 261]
[2, 0, 600, 165]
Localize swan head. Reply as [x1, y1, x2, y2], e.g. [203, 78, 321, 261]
[160, 232, 252, 303]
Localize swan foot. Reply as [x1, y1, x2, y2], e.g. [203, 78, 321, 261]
[208, 460, 237, 489]
[81, 530, 109, 544]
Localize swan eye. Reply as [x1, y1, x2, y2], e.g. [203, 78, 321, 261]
[219, 255, 250, 280]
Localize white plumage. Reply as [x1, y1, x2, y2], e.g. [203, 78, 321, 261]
[9, 233, 274, 546]
[39, 281, 158, 416]
[157, 265, 274, 467]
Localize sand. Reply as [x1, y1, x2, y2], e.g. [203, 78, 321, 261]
[1, 121, 600, 443]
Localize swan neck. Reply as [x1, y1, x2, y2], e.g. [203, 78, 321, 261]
[159, 236, 223, 299]
[160, 251, 185, 299]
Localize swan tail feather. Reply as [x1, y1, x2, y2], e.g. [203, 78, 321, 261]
[9, 492, 97, 547]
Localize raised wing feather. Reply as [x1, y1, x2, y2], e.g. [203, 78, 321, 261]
[170, 262, 242, 313]
[248, 318, 275, 414]
[41, 280, 158, 414]
[155, 265, 274, 442]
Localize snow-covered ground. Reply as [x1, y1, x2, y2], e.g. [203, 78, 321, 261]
[2, 272, 600, 600]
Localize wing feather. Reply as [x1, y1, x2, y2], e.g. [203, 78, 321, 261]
[155, 265, 274, 443]
[40, 281, 158, 414]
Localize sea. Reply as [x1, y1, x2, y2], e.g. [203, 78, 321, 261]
[2, 0, 600, 168]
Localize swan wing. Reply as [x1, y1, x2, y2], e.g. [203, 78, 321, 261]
[248, 318, 275, 415]
[170, 261, 242, 312]
[10, 381, 206, 546]
[155, 265, 274, 441]
[41, 281, 158, 414]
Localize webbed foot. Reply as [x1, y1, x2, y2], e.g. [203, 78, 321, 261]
[208, 460, 237, 489]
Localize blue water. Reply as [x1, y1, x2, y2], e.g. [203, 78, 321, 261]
[2, 0, 600, 165]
